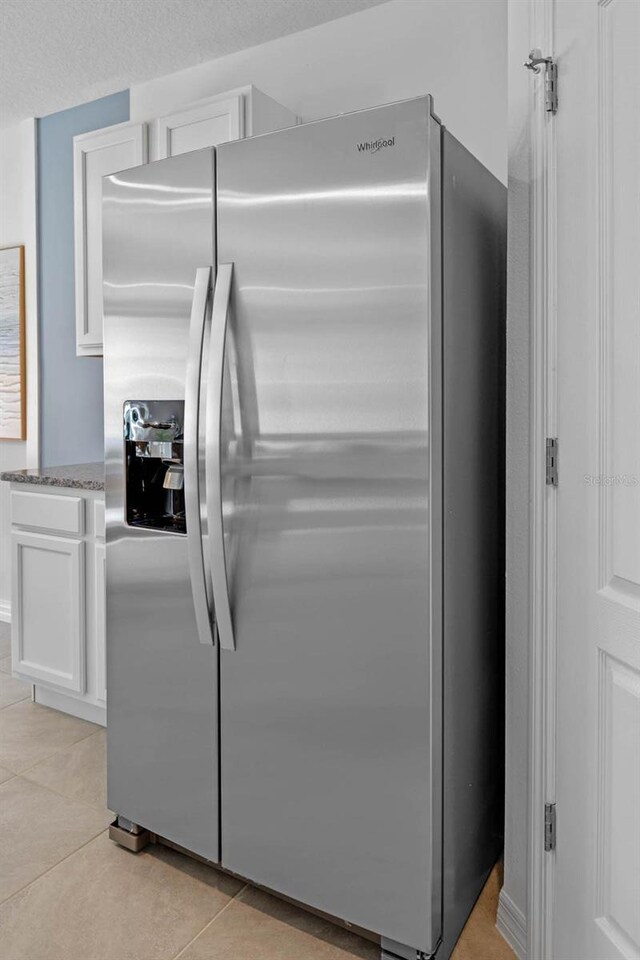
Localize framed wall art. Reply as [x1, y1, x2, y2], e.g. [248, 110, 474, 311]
[0, 245, 26, 441]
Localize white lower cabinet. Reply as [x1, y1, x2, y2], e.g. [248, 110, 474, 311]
[12, 531, 85, 693]
[10, 486, 106, 725]
[94, 541, 106, 706]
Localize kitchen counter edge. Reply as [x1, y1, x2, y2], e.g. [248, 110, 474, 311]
[0, 462, 105, 492]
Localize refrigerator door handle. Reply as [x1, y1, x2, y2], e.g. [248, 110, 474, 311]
[184, 266, 216, 646]
[206, 262, 236, 652]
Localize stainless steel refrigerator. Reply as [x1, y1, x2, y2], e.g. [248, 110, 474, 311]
[103, 95, 505, 960]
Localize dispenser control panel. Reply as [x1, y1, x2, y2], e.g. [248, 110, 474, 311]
[123, 400, 186, 534]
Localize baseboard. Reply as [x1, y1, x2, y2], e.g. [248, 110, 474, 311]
[497, 888, 527, 960]
[34, 684, 106, 726]
[0, 599, 11, 623]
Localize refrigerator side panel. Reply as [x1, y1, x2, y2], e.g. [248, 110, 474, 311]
[103, 150, 219, 861]
[439, 132, 507, 958]
[216, 98, 442, 952]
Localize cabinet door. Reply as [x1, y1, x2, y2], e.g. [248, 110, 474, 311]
[12, 532, 85, 693]
[153, 93, 243, 159]
[94, 541, 106, 704]
[74, 122, 147, 357]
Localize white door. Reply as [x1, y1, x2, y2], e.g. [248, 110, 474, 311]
[554, 1, 640, 957]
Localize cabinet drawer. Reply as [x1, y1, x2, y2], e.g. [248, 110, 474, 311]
[11, 490, 84, 535]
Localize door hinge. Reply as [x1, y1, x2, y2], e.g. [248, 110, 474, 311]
[546, 437, 559, 486]
[544, 802, 557, 852]
[524, 50, 558, 114]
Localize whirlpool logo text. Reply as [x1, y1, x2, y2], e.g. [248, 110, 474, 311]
[356, 136, 395, 155]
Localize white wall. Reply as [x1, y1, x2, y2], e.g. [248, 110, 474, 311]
[131, 0, 507, 184]
[497, 1, 532, 953]
[0, 119, 39, 621]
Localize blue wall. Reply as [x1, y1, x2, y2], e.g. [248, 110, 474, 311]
[38, 90, 129, 467]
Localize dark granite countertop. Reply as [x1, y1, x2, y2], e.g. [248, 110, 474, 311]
[0, 462, 104, 492]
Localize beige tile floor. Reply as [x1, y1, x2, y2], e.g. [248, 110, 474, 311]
[0, 622, 514, 960]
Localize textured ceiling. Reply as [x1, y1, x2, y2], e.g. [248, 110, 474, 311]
[0, 0, 387, 128]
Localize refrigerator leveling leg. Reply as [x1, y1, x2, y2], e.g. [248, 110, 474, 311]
[108, 816, 151, 853]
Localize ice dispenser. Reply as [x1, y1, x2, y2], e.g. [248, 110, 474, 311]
[124, 401, 186, 533]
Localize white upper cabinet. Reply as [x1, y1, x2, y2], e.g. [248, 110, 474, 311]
[74, 121, 147, 357]
[154, 93, 244, 158]
[151, 85, 297, 160]
[73, 87, 295, 357]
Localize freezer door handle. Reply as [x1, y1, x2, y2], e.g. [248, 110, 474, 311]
[184, 266, 216, 646]
[206, 262, 236, 652]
